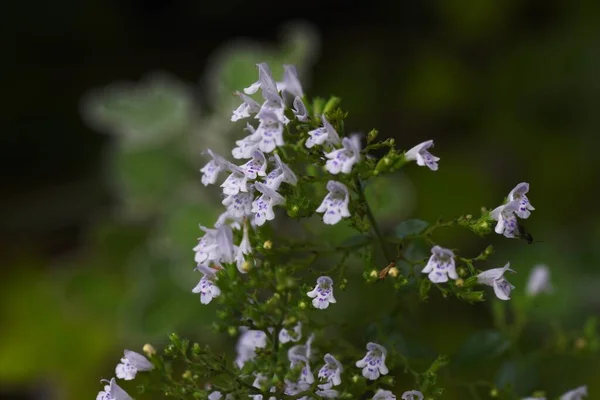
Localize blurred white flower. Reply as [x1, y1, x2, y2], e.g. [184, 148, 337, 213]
[404, 140, 439, 171]
[96, 378, 132, 400]
[231, 91, 261, 122]
[279, 322, 302, 344]
[200, 149, 230, 186]
[252, 182, 285, 226]
[526, 264, 553, 296]
[373, 389, 396, 399]
[508, 182, 535, 219]
[306, 115, 341, 148]
[265, 154, 298, 190]
[235, 330, 268, 369]
[317, 353, 343, 389]
[292, 96, 309, 122]
[401, 390, 423, 400]
[560, 385, 587, 400]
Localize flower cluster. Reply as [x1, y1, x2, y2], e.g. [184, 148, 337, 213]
[96, 349, 154, 399]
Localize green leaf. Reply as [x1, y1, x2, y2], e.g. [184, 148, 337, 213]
[495, 358, 539, 395]
[453, 330, 511, 366]
[394, 219, 429, 239]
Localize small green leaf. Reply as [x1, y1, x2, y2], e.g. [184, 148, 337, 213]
[495, 359, 539, 395]
[454, 330, 511, 366]
[394, 219, 429, 239]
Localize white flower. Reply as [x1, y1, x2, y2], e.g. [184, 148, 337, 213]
[235, 329, 268, 369]
[279, 322, 302, 344]
[222, 190, 254, 219]
[292, 96, 309, 122]
[244, 63, 279, 99]
[96, 378, 132, 400]
[235, 223, 253, 273]
[192, 265, 222, 304]
[355, 342, 389, 380]
[421, 245, 458, 283]
[307, 276, 337, 309]
[404, 140, 439, 171]
[477, 262, 516, 301]
[316, 181, 351, 225]
[231, 91, 261, 122]
[278, 64, 304, 99]
[317, 354, 343, 389]
[208, 392, 234, 400]
[401, 390, 424, 400]
[490, 200, 520, 238]
[115, 349, 154, 380]
[373, 389, 396, 399]
[254, 109, 285, 153]
[252, 182, 285, 226]
[221, 164, 251, 196]
[232, 123, 262, 159]
[526, 264, 553, 296]
[265, 154, 298, 190]
[200, 149, 229, 186]
[306, 115, 341, 148]
[316, 389, 340, 398]
[325, 134, 361, 174]
[288, 350, 314, 386]
[215, 210, 244, 230]
[508, 182, 535, 219]
[560, 385, 588, 400]
[194, 225, 226, 266]
[239, 150, 268, 179]
[522, 397, 545, 400]
[250, 374, 277, 400]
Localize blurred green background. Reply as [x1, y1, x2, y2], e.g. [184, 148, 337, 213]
[2, 0, 600, 398]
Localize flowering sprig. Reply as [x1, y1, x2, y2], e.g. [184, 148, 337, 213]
[93, 61, 594, 400]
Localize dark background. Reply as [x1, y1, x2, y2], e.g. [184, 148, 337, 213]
[2, 0, 600, 399]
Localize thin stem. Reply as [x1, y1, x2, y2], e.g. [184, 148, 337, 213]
[353, 176, 393, 262]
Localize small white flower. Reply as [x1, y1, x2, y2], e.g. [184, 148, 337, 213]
[421, 245, 458, 283]
[235, 223, 252, 273]
[192, 265, 222, 304]
[215, 210, 244, 230]
[288, 351, 314, 385]
[232, 124, 262, 160]
[316, 181, 351, 225]
[200, 149, 229, 186]
[307, 276, 337, 309]
[193, 225, 221, 266]
[239, 150, 268, 179]
[279, 322, 302, 344]
[115, 349, 154, 380]
[508, 182, 535, 219]
[306, 115, 341, 148]
[278, 64, 304, 99]
[316, 389, 340, 398]
[96, 378, 132, 400]
[522, 397, 545, 400]
[355, 342, 389, 380]
[250, 374, 277, 400]
[265, 154, 298, 190]
[325, 134, 361, 174]
[252, 182, 285, 226]
[221, 164, 251, 196]
[526, 264, 553, 296]
[477, 262, 516, 301]
[254, 109, 285, 153]
[401, 390, 424, 400]
[490, 200, 520, 238]
[222, 191, 254, 219]
[208, 392, 234, 400]
[373, 389, 396, 399]
[235, 329, 268, 369]
[317, 354, 343, 389]
[244, 63, 278, 98]
[560, 385, 588, 400]
[292, 96, 309, 122]
[404, 140, 439, 171]
[231, 91, 261, 122]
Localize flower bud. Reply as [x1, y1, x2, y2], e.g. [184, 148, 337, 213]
[241, 260, 252, 273]
[227, 326, 237, 337]
[458, 267, 467, 277]
[455, 278, 464, 287]
[388, 266, 400, 277]
[182, 370, 192, 380]
[143, 343, 156, 356]
[575, 337, 587, 350]
[263, 240, 273, 250]
[298, 301, 307, 309]
[489, 388, 499, 397]
[369, 269, 378, 279]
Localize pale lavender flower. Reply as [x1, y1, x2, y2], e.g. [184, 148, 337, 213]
[239, 150, 268, 179]
[235, 330, 268, 369]
[421, 245, 458, 283]
[317, 354, 343, 389]
[373, 389, 396, 399]
[254, 109, 285, 153]
[252, 182, 285, 226]
[200, 149, 229, 186]
[401, 390, 424, 400]
[232, 123, 262, 160]
[192, 265, 221, 304]
[560, 385, 588, 400]
[325, 134, 361, 174]
[96, 378, 132, 400]
[231, 91, 261, 122]
[355, 342, 389, 380]
[292, 96, 309, 122]
[307, 276, 337, 309]
[491, 200, 520, 238]
[221, 164, 251, 196]
[316, 181, 351, 225]
[306, 115, 341, 148]
[265, 154, 298, 190]
[115, 349, 154, 380]
[508, 182, 535, 219]
[278, 64, 304, 99]
[279, 322, 302, 344]
[404, 140, 439, 171]
[477, 263, 516, 301]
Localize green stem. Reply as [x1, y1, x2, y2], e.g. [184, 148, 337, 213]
[353, 176, 393, 262]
